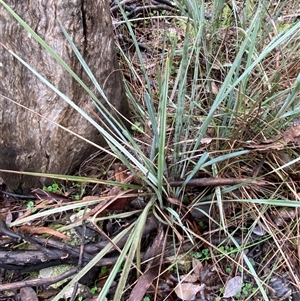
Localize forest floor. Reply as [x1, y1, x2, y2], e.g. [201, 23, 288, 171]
[1, 1, 300, 301]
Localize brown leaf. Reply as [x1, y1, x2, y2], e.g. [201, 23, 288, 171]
[282, 124, 300, 144]
[244, 124, 300, 151]
[19, 287, 38, 301]
[31, 188, 71, 202]
[114, 162, 128, 182]
[174, 283, 205, 301]
[205, 81, 219, 95]
[20, 225, 70, 239]
[179, 274, 199, 283]
[128, 267, 158, 301]
[167, 197, 182, 206]
[128, 224, 164, 301]
[106, 193, 136, 210]
[223, 276, 242, 298]
[192, 258, 203, 277]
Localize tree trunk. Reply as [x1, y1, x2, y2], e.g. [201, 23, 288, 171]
[0, 0, 128, 193]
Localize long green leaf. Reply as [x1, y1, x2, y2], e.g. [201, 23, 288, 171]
[112, 197, 155, 301]
[52, 224, 134, 301]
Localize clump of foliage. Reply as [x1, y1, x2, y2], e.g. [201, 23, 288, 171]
[1, 0, 300, 300]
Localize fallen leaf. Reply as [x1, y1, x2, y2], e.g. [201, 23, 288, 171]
[223, 276, 242, 298]
[114, 162, 128, 182]
[253, 225, 267, 236]
[179, 274, 199, 283]
[243, 124, 300, 151]
[20, 225, 70, 239]
[200, 137, 212, 145]
[128, 225, 164, 301]
[192, 258, 203, 277]
[282, 124, 300, 144]
[19, 287, 38, 301]
[205, 81, 219, 95]
[174, 283, 205, 301]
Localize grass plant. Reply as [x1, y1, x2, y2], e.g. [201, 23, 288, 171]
[1, 0, 300, 300]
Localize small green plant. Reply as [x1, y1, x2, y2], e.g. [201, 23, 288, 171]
[73, 194, 81, 200]
[242, 282, 255, 296]
[194, 248, 210, 260]
[90, 286, 98, 295]
[235, 291, 242, 298]
[164, 29, 178, 44]
[217, 245, 238, 258]
[131, 121, 143, 133]
[143, 296, 151, 301]
[225, 267, 231, 274]
[232, 282, 257, 299]
[43, 182, 60, 193]
[198, 220, 205, 228]
[220, 5, 232, 28]
[72, 185, 86, 200]
[100, 266, 107, 274]
[26, 200, 36, 213]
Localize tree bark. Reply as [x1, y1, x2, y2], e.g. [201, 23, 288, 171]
[0, 0, 128, 192]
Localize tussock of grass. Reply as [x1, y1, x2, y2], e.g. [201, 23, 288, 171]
[1, 0, 300, 300]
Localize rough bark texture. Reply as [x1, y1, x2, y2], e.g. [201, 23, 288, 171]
[0, 0, 128, 192]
